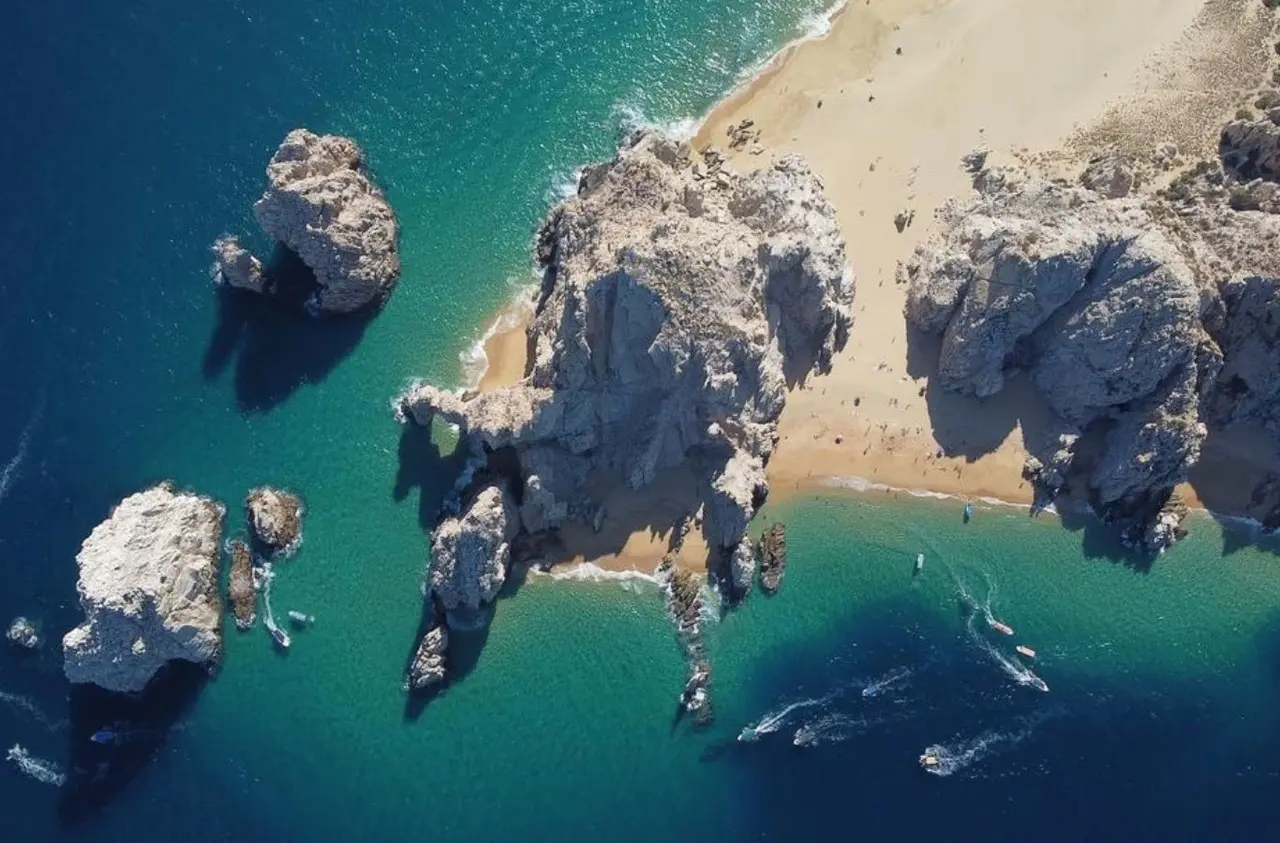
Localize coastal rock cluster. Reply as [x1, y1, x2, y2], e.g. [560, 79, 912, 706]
[227, 539, 256, 630]
[757, 522, 787, 593]
[904, 107, 1280, 552]
[63, 483, 226, 694]
[246, 487, 304, 554]
[6, 617, 39, 650]
[213, 129, 400, 314]
[661, 558, 713, 728]
[398, 129, 853, 652]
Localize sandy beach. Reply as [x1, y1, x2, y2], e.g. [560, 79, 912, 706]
[475, 0, 1273, 570]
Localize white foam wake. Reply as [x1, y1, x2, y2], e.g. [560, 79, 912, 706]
[861, 666, 913, 698]
[0, 689, 60, 732]
[0, 389, 46, 506]
[792, 712, 868, 747]
[739, 688, 843, 742]
[6, 744, 65, 787]
[963, 612, 1048, 692]
[922, 711, 1054, 777]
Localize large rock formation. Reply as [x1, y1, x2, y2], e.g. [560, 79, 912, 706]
[427, 482, 519, 627]
[245, 487, 304, 553]
[212, 129, 400, 314]
[398, 130, 851, 633]
[904, 141, 1280, 552]
[63, 483, 225, 693]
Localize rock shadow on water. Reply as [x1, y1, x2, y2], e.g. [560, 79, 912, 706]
[393, 420, 475, 531]
[202, 245, 374, 413]
[57, 661, 206, 827]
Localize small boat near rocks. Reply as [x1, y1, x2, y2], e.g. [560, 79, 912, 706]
[914, 553, 925, 574]
[919, 753, 939, 768]
[1015, 645, 1037, 659]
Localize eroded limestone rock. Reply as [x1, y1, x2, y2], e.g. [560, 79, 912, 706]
[63, 483, 225, 693]
[212, 129, 400, 314]
[246, 487, 303, 553]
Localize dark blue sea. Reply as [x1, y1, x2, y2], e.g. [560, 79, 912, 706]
[2, 2, 1279, 841]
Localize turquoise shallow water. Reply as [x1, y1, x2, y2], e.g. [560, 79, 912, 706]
[2, 1, 1280, 840]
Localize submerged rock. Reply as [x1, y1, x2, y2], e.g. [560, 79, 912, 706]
[757, 522, 787, 593]
[398, 130, 853, 628]
[63, 483, 225, 694]
[245, 487, 303, 553]
[227, 539, 256, 630]
[212, 129, 400, 314]
[6, 617, 39, 650]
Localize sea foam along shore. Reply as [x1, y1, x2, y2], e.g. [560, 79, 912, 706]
[460, 0, 1254, 569]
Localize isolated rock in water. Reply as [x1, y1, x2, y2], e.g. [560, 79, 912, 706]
[399, 130, 852, 607]
[210, 235, 267, 294]
[6, 617, 39, 649]
[407, 605, 449, 690]
[245, 487, 303, 553]
[227, 539, 256, 630]
[757, 522, 787, 593]
[212, 129, 400, 313]
[63, 483, 225, 694]
[429, 483, 518, 625]
[902, 165, 1215, 539]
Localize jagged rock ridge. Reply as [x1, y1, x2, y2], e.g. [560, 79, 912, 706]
[63, 483, 226, 694]
[398, 129, 853, 658]
[212, 129, 400, 314]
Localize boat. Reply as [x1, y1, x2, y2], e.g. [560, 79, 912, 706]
[919, 753, 940, 768]
[989, 619, 1015, 636]
[89, 728, 117, 745]
[287, 610, 314, 626]
[1018, 672, 1050, 693]
[1015, 645, 1037, 659]
[914, 553, 925, 573]
[265, 616, 291, 649]
[964, 501, 975, 522]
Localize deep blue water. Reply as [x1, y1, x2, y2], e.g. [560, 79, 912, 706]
[2, 2, 1280, 841]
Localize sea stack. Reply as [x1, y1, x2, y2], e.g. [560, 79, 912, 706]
[397, 129, 853, 655]
[212, 129, 400, 314]
[227, 538, 257, 629]
[757, 522, 787, 593]
[245, 487, 304, 554]
[6, 617, 39, 650]
[63, 483, 226, 694]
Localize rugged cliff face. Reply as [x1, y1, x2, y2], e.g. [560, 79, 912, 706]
[212, 129, 400, 314]
[904, 130, 1280, 552]
[398, 130, 853, 643]
[63, 483, 226, 694]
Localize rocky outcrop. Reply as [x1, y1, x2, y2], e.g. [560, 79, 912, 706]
[661, 558, 713, 728]
[428, 483, 519, 627]
[757, 522, 787, 593]
[246, 487, 303, 553]
[1220, 116, 1280, 183]
[212, 129, 400, 314]
[398, 130, 852, 631]
[906, 135, 1280, 553]
[63, 483, 225, 693]
[227, 539, 256, 629]
[6, 618, 39, 649]
[407, 602, 449, 691]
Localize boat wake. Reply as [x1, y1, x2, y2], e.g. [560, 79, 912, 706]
[739, 689, 842, 742]
[792, 713, 881, 748]
[963, 613, 1048, 692]
[861, 666, 912, 698]
[0, 389, 45, 507]
[0, 689, 61, 732]
[922, 710, 1057, 777]
[6, 744, 65, 787]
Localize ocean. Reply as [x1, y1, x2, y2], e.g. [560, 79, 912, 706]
[1, 1, 1278, 840]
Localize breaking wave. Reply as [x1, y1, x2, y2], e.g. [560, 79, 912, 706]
[458, 283, 537, 391]
[6, 744, 65, 787]
[612, 101, 700, 142]
[540, 562, 661, 588]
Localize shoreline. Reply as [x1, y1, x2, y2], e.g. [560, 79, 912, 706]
[464, 0, 1259, 574]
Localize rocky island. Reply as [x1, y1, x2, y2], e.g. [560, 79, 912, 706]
[246, 486, 304, 554]
[212, 129, 400, 314]
[397, 129, 853, 679]
[63, 483, 226, 694]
